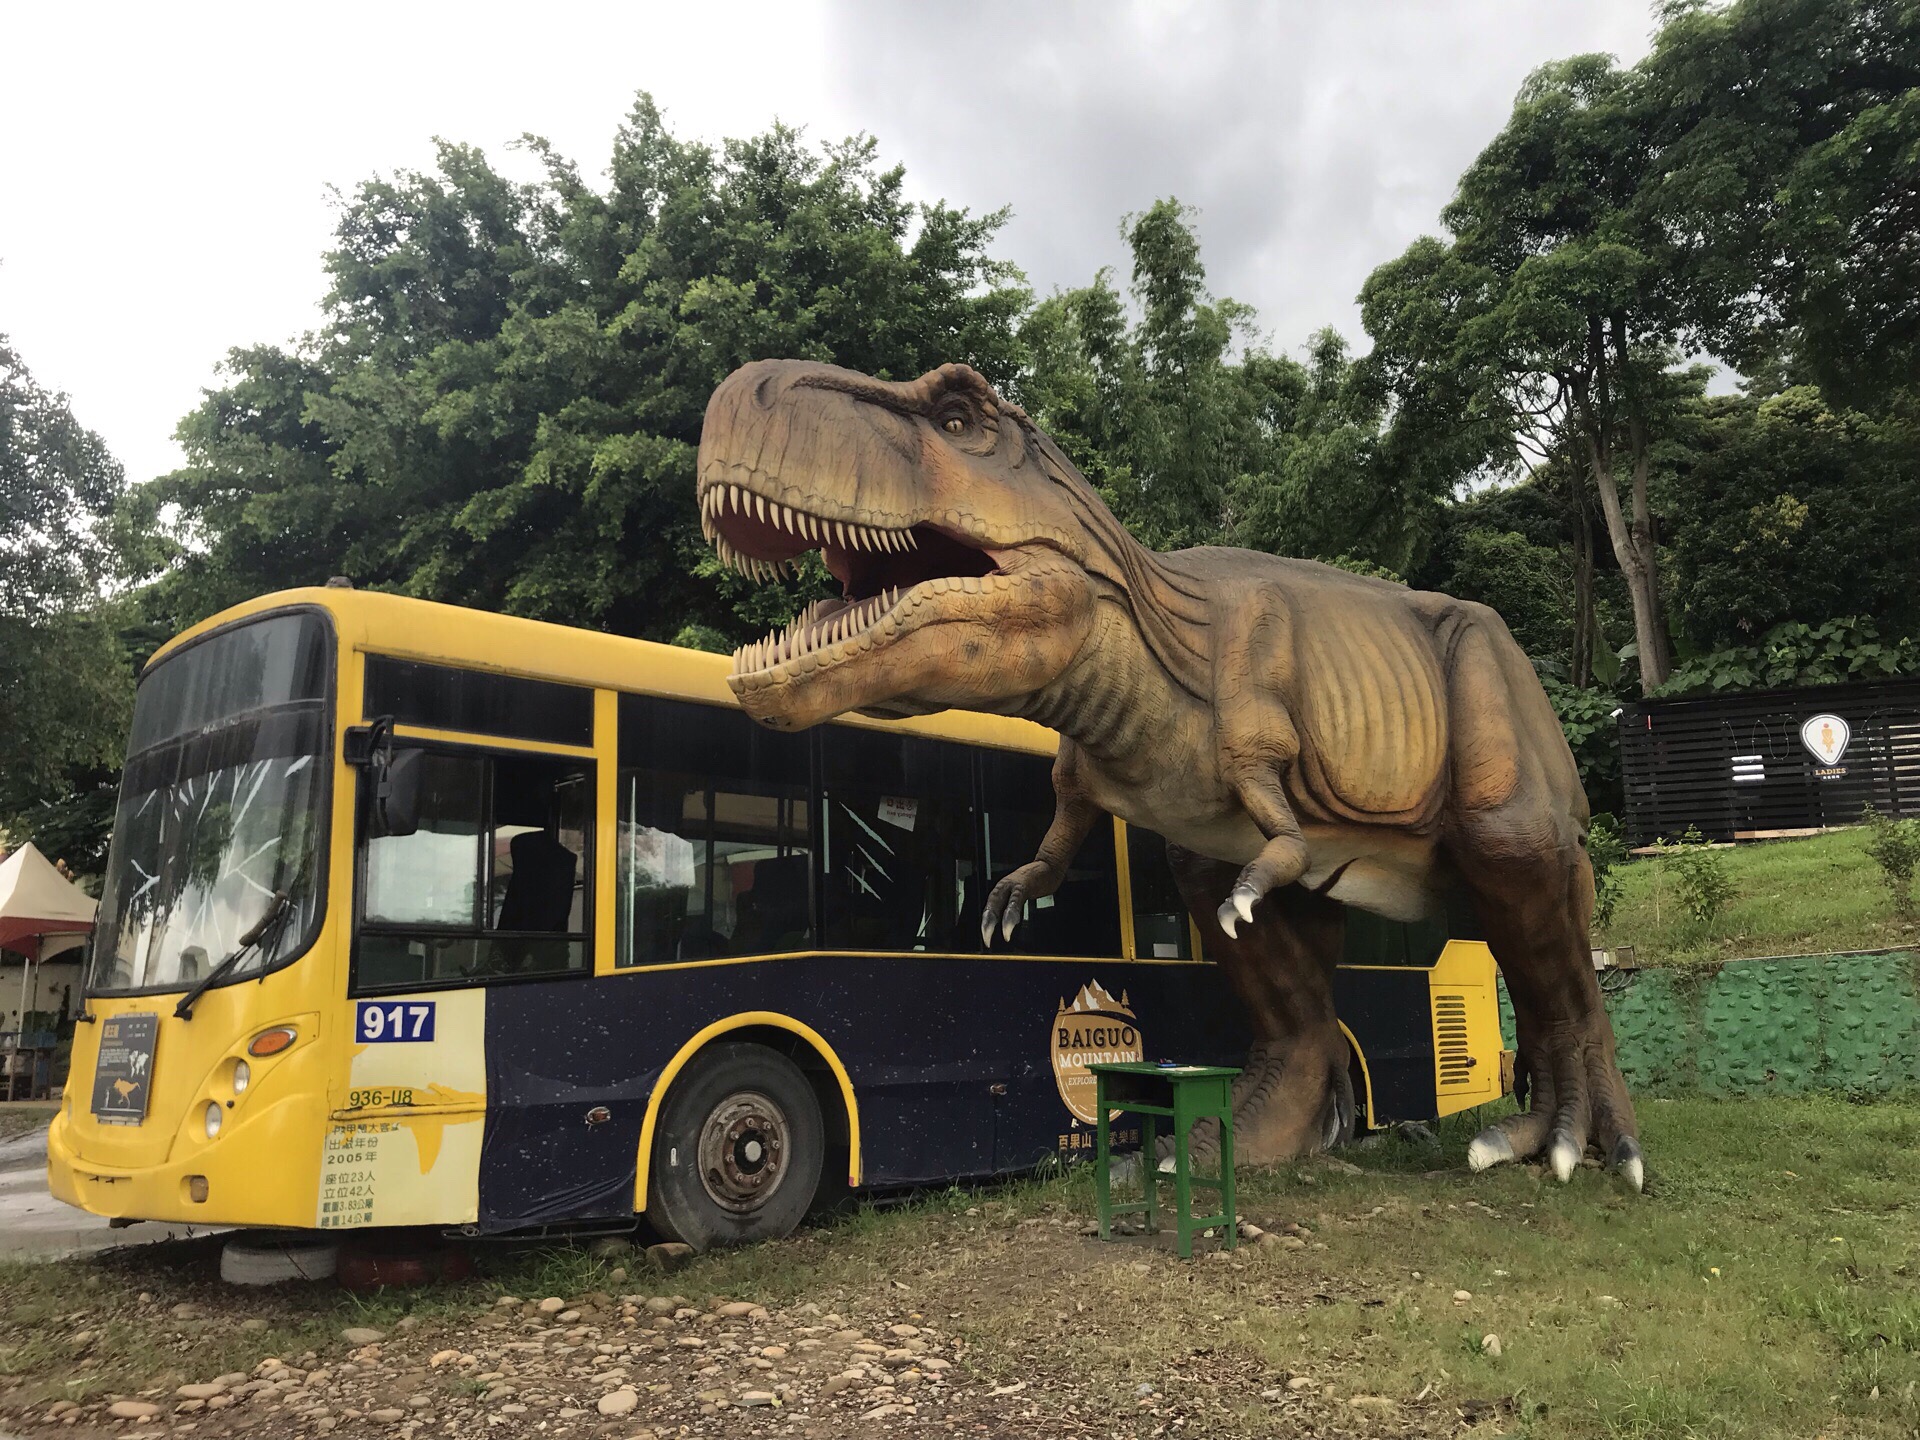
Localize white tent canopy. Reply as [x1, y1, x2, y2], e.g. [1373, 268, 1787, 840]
[0, 842, 97, 957]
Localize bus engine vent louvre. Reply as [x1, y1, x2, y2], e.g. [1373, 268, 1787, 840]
[1434, 994, 1473, 1087]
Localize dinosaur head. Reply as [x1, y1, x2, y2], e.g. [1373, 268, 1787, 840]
[696, 360, 1104, 729]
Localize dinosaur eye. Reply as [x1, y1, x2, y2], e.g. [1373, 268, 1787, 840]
[942, 417, 965, 434]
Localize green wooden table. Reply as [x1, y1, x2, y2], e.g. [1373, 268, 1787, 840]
[1088, 1061, 1239, 1258]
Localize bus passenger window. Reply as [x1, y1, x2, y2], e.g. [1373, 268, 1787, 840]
[616, 772, 708, 964]
[711, 791, 811, 956]
[979, 751, 1122, 957]
[615, 693, 814, 966]
[477, 756, 591, 977]
[1125, 826, 1194, 959]
[354, 746, 591, 992]
[820, 731, 976, 953]
[489, 756, 589, 934]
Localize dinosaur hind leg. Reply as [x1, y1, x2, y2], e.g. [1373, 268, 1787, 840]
[1457, 844, 1639, 1188]
[1444, 624, 1641, 1189]
[1166, 846, 1353, 1163]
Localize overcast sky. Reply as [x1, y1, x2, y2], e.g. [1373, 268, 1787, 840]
[2, 1, 1655, 485]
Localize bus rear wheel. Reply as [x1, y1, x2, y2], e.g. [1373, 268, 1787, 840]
[647, 1043, 824, 1250]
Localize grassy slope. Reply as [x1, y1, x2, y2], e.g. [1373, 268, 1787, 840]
[6, 1098, 1920, 1439]
[1595, 827, 1918, 965]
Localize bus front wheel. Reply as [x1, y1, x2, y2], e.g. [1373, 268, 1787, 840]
[647, 1043, 824, 1250]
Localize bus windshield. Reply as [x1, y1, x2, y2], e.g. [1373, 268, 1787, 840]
[88, 612, 332, 995]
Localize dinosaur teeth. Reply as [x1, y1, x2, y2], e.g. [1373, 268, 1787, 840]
[703, 483, 922, 583]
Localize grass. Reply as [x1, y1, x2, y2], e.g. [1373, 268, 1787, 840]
[0, 1103, 58, 1143]
[663, 1096, 1920, 1438]
[1596, 827, 1917, 965]
[6, 1097, 1920, 1438]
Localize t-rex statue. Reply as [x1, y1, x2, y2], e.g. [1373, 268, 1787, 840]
[694, 358, 1643, 1191]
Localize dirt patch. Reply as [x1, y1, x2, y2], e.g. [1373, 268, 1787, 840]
[0, 1209, 1466, 1440]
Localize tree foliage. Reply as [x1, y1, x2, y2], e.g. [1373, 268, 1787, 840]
[0, 337, 134, 867]
[1664, 386, 1920, 648]
[1018, 202, 1442, 570]
[1643, 0, 1920, 411]
[138, 100, 1031, 643]
[10, 0, 1918, 856]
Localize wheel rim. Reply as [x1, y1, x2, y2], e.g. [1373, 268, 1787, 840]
[696, 1089, 790, 1214]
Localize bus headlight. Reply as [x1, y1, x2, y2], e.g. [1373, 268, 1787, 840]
[204, 1102, 223, 1139]
[232, 1060, 251, 1095]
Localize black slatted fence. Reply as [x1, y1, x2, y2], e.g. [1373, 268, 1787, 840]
[1618, 679, 1920, 846]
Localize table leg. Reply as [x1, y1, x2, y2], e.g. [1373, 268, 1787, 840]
[1094, 1078, 1112, 1240]
[1140, 1112, 1158, 1234]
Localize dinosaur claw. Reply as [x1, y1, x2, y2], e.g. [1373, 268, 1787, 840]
[980, 912, 995, 948]
[1216, 897, 1240, 939]
[1001, 898, 1020, 942]
[1231, 885, 1258, 926]
[1611, 1135, 1645, 1193]
[1467, 1127, 1515, 1172]
[1548, 1129, 1580, 1183]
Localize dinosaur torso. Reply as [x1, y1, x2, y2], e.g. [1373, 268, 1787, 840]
[1008, 548, 1462, 921]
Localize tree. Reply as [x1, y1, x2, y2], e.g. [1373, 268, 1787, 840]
[138, 98, 1031, 646]
[1643, 0, 1920, 412]
[1363, 56, 1693, 693]
[1664, 386, 1920, 649]
[1019, 204, 1445, 570]
[1017, 200, 1260, 549]
[0, 336, 134, 868]
[1, 336, 122, 617]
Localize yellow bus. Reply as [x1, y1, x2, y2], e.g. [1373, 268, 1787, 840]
[51, 587, 1507, 1248]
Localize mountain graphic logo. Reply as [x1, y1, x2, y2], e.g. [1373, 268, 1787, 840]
[1050, 981, 1143, 1125]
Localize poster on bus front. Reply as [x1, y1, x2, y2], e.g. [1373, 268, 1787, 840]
[90, 1012, 159, 1125]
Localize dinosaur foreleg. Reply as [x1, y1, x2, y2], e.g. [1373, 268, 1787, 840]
[1217, 770, 1310, 938]
[981, 739, 1103, 944]
[1166, 846, 1353, 1163]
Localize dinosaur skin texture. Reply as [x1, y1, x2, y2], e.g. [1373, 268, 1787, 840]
[696, 358, 1643, 1190]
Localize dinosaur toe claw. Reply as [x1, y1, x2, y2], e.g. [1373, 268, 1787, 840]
[1216, 897, 1240, 938]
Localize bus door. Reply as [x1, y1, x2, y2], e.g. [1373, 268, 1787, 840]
[353, 659, 625, 1230]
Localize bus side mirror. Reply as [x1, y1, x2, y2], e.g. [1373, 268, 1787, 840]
[372, 748, 422, 838]
[347, 719, 422, 838]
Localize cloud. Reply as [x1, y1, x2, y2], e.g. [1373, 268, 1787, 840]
[0, 1, 1652, 484]
[821, 0, 1654, 352]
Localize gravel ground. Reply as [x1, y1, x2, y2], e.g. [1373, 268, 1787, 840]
[0, 1206, 1472, 1440]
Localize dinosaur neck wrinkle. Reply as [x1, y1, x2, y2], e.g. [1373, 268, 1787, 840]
[1021, 599, 1194, 765]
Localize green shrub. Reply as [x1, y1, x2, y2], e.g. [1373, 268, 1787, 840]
[1651, 827, 1735, 928]
[1588, 815, 1628, 930]
[1860, 805, 1920, 920]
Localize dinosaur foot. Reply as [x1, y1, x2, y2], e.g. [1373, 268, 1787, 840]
[1158, 1038, 1354, 1169]
[1467, 1050, 1643, 1192]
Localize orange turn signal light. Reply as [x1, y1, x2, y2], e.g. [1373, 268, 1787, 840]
[247, 1027, 297, 1057]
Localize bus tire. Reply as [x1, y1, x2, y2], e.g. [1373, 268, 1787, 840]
[646, 1042, 824, 1251]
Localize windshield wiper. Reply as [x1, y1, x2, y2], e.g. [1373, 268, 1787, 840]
[174, 891, 291, 1020]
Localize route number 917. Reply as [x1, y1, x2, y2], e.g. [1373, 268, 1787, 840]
[356, 1001, 435, 1043]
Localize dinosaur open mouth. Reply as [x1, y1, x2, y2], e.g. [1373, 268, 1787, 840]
[700, 481, 1003, 677]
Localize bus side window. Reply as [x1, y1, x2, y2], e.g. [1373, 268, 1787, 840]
[820, 730, 976, 953]
[978, 751, 1122, 958]
[1125, 827, 1194, 960]
[616, 694, 812, 966]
